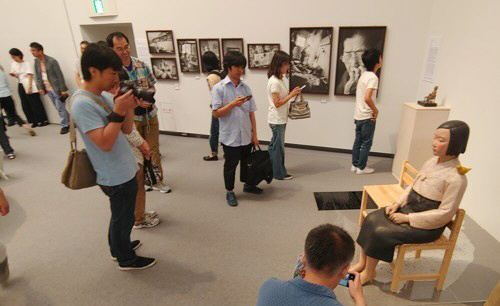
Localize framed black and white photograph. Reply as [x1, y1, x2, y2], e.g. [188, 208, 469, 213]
[289, 27, 333, 94]
[177, 39, 200, 73]
[151, 58, 178, 80]
[334, 26, 386, 96]
[199, 38, 221, 72]
[146, 30, 175, 55]
[247, 44, 280, 69]
[221, 38, 244, 57]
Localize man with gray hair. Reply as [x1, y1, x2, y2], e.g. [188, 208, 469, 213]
[257, 224, 366, 306]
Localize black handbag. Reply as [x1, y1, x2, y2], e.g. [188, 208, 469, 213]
[144, 159, 162, 188]
[244, 146, 273, 186]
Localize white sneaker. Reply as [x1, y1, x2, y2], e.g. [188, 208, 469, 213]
[152, 183, 171, 193]
[351, 166, 358, 173]
[356, 167, 375, 175]
[133, 217, 160, 229]
[145, 210, 157, 219]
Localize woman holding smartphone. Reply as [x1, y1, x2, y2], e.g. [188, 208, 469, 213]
[266, 51, 301, 180]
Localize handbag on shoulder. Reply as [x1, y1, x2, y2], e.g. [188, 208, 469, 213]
[61, 94, 112, 190]
[288, 93, 311, 120]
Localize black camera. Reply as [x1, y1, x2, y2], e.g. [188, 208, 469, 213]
[118, 80, 156, 104]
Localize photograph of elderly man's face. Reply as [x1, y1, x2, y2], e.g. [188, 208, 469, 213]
[334, 27, 386, 96]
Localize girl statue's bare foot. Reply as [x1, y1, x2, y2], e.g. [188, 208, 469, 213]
[349, 262, 365, 273]
[360, 269, 376, 285]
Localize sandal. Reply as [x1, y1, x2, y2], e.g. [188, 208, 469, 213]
[203, 155, 218, 161]
[7, 153, 15, 160]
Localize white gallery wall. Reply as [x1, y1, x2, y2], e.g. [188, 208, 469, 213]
[424, 0, 500, 241]
[0, 0, 435, 154]
[0, 0, 498, 240]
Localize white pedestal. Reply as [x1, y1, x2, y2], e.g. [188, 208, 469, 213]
[392, 103, 450, 178]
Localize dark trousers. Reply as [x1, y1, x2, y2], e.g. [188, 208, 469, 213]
[222, 143, 252, 191]
[0, 117, 14, 154]
[0, 96, 26, 126]
[18, 84, 48, 124]
[99, 177, 138, 265]
[209, 114, 219, 153]
[17, 84, 35, 123]
[352, 119, 376, 170]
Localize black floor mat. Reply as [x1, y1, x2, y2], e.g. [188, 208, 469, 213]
[314, 191, 378, 210]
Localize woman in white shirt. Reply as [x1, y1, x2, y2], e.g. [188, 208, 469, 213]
[9, 48, 49, 128]
[352, 120, 470, 285]
[266, 51, 301, 180]
[202, 51, 224, 161]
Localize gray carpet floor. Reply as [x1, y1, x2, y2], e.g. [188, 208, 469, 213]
[0, 124, 498, 306]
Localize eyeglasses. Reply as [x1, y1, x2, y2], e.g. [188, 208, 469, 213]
[115, 45, 130, 53]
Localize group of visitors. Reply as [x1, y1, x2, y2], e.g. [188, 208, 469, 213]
[0, 31, 471, 306]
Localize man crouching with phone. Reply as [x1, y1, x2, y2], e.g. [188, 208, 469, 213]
[257, 224, 367, 306]
[71, 43, 155, 270]
[212, 51, 261, 207]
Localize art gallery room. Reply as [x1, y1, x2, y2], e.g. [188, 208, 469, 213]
[0, 0, 499, 305]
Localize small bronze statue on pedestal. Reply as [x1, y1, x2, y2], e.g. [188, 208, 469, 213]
[418, 86, 438, 107]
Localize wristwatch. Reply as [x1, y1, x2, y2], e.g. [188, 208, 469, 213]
[107, 111, 125, 123]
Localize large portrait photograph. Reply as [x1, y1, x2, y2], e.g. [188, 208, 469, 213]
[151, 58, 178, 80]
[177, 39, 200, 73]
[289, 27, 333, 94]
[334, 26, 386, 96]
[247, 44, 280, 69]
[146, 30, 175, 55]
[199, 39, 221, 72]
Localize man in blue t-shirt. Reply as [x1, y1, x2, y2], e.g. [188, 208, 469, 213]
[257, 224, 366, 306]
[71, 43, 155, 270]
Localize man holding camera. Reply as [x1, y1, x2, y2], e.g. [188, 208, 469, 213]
[71, 43, 155, 270]
[107, 32, 171, 194]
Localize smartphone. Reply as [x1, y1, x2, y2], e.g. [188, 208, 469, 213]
[300, 85, 307, 90]
[245, 95, 253, 100]
[339, 273, 356, 287]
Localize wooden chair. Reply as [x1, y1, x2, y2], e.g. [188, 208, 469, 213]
[358, 160, 418, 227]
[389, 208, 466, 292]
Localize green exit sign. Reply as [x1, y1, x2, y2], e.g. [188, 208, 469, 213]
[93, 0, 104, 14]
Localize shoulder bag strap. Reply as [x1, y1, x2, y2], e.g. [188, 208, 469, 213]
[68, 95, 78, 150]
[68, 93, 114, 150]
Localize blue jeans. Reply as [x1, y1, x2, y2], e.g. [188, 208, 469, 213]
[47, 90, 69, 127]
[209, 114, 219, 153]
[268, 124, 287, 179]
[99, 177, 138, 265]
[352, 119, 376, 170]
